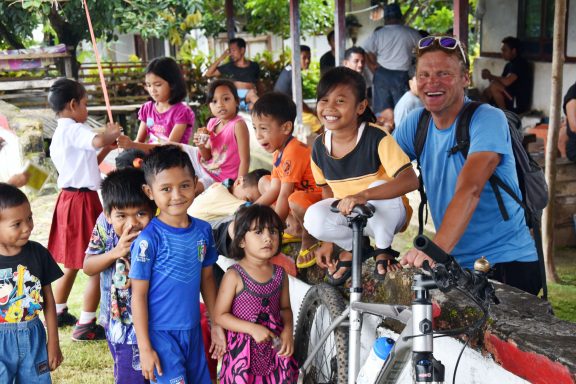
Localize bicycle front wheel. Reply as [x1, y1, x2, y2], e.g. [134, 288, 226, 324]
[294, 283, 349, 384]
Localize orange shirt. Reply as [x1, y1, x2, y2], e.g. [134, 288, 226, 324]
[272, 137, 322, 194]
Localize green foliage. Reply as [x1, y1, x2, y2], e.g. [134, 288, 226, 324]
[408, 5, 454, 35]
[114, 0, 203, 45]
[253, 50, 288, 94]
[302, 61, 320, 99]
[201, 0, 333, 38]
[0, 1, 39, 48]
[178, 46, 211, 104]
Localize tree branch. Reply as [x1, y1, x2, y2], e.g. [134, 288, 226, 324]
[0, 19, 24, 49]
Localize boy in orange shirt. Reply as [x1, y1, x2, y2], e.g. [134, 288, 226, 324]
[252, 92, 322, 268]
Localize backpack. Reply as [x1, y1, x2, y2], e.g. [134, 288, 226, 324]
[414, 101, 549, 298]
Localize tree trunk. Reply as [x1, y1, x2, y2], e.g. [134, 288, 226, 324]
[543, 0, 566, 283]
[48, 5, 81, 79]
[0, 21, 25, 49]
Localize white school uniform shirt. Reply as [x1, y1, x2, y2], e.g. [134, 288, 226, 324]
[50, 117, 101, 191]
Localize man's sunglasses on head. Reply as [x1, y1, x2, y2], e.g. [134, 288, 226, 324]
[417, 36, 468, 64]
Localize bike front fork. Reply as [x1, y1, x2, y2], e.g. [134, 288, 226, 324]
[412, 274, 445, 383]
[413, 353, 445, 383]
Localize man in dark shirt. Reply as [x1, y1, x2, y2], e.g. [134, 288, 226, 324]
[205, 37, 261, 108]
[319, 31, 335, 77]
[274, 45, 311, 99]
[482, 36, 533, 114]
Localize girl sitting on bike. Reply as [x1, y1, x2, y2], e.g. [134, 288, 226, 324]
[304, 67, 419, 285]
[214, 204, 298, 383]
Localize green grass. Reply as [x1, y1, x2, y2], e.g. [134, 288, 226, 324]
[548, 248, 576, 322]
[50, 272, 114, 384]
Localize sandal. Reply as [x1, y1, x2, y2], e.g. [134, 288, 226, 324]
[373, 248, 400, 281]
[283, 232, 302, 244]
[296, 242, 322, 269]
[326, 258, 352, 286]
[325, 245, 352, 286]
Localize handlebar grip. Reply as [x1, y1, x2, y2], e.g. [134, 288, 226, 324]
[413, 235, 450, 264]
[330, 200, 340, 213]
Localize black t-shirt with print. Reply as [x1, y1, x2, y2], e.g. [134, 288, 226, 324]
[0, 241, 63, 322]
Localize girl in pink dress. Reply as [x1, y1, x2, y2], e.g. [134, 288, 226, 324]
[118, 57, 195, 151]
[194, 79, 250, 182]
[214, 205, 298, 384]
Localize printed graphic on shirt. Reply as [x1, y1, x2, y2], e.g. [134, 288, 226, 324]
[197, 240, 207, 262]
[170, 375, 185, 384]
[201, 144, 229, 176]
[0, 265, 43, 323]
[137, 240, 149, 263]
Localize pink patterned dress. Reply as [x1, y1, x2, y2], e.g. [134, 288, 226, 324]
[220, 264, 299, 384]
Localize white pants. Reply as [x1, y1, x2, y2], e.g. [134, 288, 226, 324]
[303, 181, 406, 251]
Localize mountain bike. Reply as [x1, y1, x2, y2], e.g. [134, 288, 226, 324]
[293, 202, 499, 384]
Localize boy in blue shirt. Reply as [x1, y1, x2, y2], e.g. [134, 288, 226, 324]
[83, 168, 156, 382]
[130, 145, 225, 384]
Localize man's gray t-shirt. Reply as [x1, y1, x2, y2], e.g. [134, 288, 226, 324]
[363, 24, 421, 71]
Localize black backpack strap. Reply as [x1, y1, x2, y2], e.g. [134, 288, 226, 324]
[415, 109, 431, 162]
[529, 214, 548, 300]
[415, 109, 431, 235]
[451, 101, 482, 157]
[453, 102, 518, 221]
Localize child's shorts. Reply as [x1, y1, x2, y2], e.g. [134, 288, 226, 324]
[149, 325, 211, 384]
[107, 340, 148, 384]
[288, 190, 323, 211]
[0, 317, 52, 384]
[48, 188, 102, 269]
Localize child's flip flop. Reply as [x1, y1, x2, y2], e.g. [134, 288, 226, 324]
[296, 242, 322, 269]
[282, 232, 302, 244]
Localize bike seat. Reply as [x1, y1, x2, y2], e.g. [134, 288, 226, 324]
[330, 200, 375, 218]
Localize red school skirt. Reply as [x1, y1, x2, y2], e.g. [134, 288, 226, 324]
[47, 188, 102, 270]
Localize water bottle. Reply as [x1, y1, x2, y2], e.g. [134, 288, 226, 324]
[356, 337, 395, 384]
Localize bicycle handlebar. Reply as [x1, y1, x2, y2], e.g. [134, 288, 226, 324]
[329, 200, 375, 217]
[413, 235, 499, 306]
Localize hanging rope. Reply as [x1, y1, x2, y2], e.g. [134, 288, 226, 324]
[82, 0, 114, 124]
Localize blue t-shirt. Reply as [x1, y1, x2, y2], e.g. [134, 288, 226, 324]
[393, 102, 537, 268]
[129, 216, 217, 330]
[86, 213, 137, 344]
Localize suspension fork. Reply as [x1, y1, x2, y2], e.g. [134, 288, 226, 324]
[411, 274, 445, 384]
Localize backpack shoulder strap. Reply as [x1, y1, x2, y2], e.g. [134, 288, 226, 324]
[414, 109, 431, 235]
[415, 109, 431, 162]
[451, 101, 483, 158]
[453, 102, 516, 221]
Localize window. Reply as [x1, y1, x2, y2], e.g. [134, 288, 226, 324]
[518, 0, 555, 60]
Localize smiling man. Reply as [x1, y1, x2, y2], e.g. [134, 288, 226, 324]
[393, 36, 541, 296]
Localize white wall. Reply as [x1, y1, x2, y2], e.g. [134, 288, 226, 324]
[478, 1, 518, 54]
